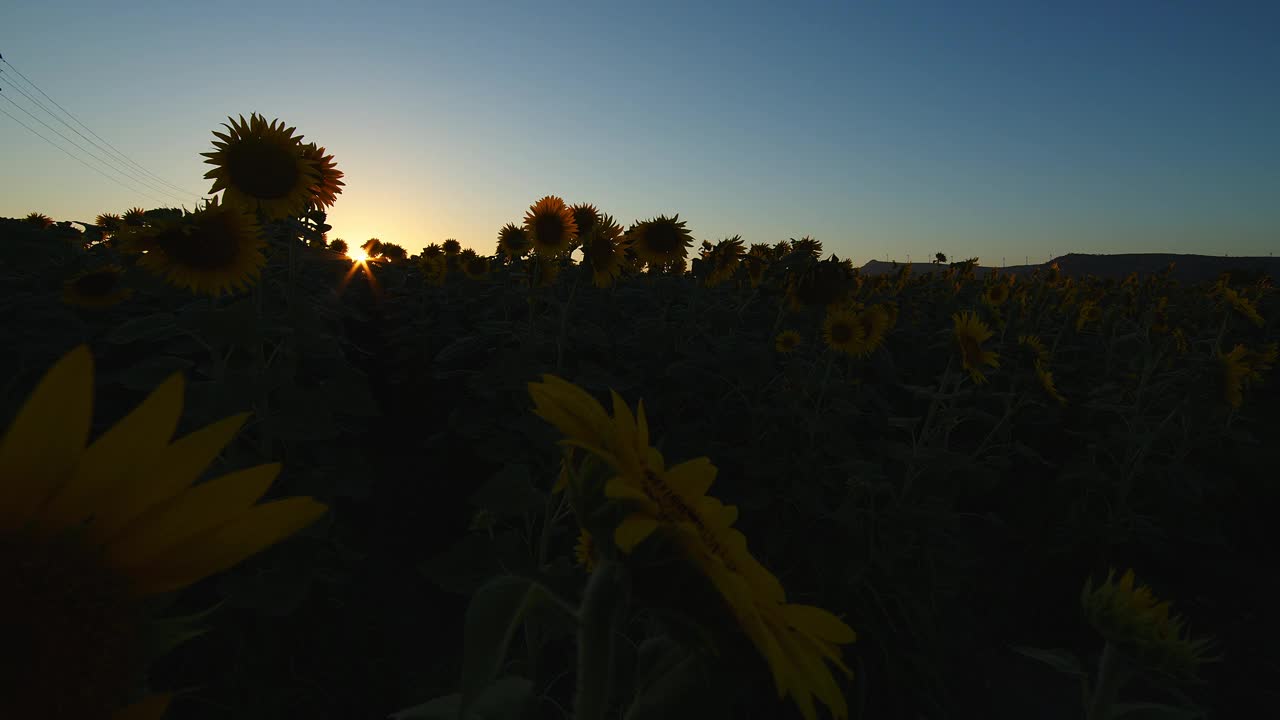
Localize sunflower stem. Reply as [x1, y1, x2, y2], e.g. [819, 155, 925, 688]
[1087, 642, 1127, 720]
[574, 560, 630, 720]
[556, 272, 581, 372]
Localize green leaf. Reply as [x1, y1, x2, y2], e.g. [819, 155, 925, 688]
[1010, 645, 1085, 676]
[104, 312, 177, 344]
[459, 575, 576, 720]
[468, 465, 541, 519]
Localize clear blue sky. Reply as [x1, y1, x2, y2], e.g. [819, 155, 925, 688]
[2, 0, 1277, 264]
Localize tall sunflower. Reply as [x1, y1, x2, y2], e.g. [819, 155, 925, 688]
[569, 203, 599, 242]
[134, 197, 267, 297]
[201, 113, 320, 220]
[24, 212, 54, 229]
[63, 265, 132, 309]
[441, 238, 462, 256]
[822, 308, 865, 356]
[627, 214, 693, 267]
[1, 346, 327, 719]
[300, 142, 345, 209]
[953, 311, 999, 384]
[582, 214, 629, 289]
[524, 196, 578, 258]
[461, 252, 490, 280]
[849, 305, 891, 358]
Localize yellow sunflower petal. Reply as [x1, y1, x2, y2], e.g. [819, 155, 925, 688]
[129, 496, 327, 596]
[112, 694, 173, 720]
[0, 345, 93, 532]
[781, 603, 857, 645]
[36, 373, 185, 535]
[528, 376, 613, 450]
[614, 512, 660, 553]
[106, 462, 282, 568]
[88, 413, 250, 542]
[664, 457, 717, 499]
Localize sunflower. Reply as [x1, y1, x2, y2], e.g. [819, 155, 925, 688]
[582, 214, 629, 288]
[1, 346, 327, 718]
[1221, 345, 1254, 409]
[461, 252, 490, 280]
[1034, 361, 1066, 405]
[953, 311, 999, 385]
[821, 309, 865, 356]
[134, 197, 266, 297]
[419, 254, 448, 287]
[531, 256, 561, 288]
[95, 213, 124, 234]
[983, 282, 1010, 307]
[201, 113, 320, 220]
[570, 203, 599, 242]
[24, 212, 54, 229]
[849, 305, 891, 358]
[497, 223, 532, 260]
[788, 235, 823, 260]
[627, 214, 693, 267]
[1076, 300, 1102, 331]
[1219, 286, 1265, 327]
[1081, 569, 1216, 682]
[574, 528, 597, 573]
[775, 330, 802, 354]
[63, 266, 132, 309]
[121, 208, 148, 228]
[527, 376, 856, 720]
[1017, 335, 1050, 365]
[787, 257, 853, 311]
[743, 254, 767, 288]
[300, 142, 345, 210]
[523, 196, 578, 258]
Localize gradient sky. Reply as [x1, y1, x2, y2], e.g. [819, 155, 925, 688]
[2, 1, 1277, 265]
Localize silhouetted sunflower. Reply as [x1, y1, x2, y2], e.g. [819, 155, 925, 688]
[570, 203, 599, 241]
[301, 142, 345, 209]
[582, 214, 629, 288]
[628, 214, 693, 267]
[497, 223, 532, 260]
[461, 252, 490, 279]
[24, 212, 54, 229]
[850, 305, 891, 357]
[135, 197, 266, 296]
[63, 266, 132, 309]
[201, 113, 320, 220]
[441, 238, 462, 255]
[524, 196, 578, 258]
[95, 213, 123, 234]
[788, 235, 823, 259]
[421, 243, 444, 260]
[0, 346, 327, 719]
[787, 257, 853, 310]
[823, 308, 865, 356]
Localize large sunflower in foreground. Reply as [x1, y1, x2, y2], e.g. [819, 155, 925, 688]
[822, 308, 865, 356]
[627, 214, 693, 267]
[524, 196, 578, 258]
[300, 142, 345, 210]
[63, 265, 132, 309]
[582, 214, 629, 288]
[1, 346, 327, 719]
[134, 197, 267, 297]
[201, 113, 320, 220]
[953, 311, 999, 384]
[528, 375, 856, 720]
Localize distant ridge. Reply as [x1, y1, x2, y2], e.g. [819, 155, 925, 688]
[858, 253, 1279, 283]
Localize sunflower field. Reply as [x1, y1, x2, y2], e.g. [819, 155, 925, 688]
[1, 113, 1276, 720]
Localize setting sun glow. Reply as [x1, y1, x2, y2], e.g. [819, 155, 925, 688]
[346, 247, 369, 264]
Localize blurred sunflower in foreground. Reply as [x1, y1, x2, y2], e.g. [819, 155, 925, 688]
[0, 346, 327, 719]
[528, 375, 857, 720]
[201, 113, 320, 220]
[125, 197, 267, 297]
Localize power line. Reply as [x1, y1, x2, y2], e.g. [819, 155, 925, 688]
[0, 53, 205, 200]
[0, 102, 176, 206]
[0, 91, 184, 206]
[0, 77, 195, 205]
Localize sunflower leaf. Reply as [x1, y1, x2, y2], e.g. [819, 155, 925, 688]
[1010, 645, 1085, 676]
[104, 312, 177, 345]
[459, 574, 576, 720]
[389, 676, 534, 720]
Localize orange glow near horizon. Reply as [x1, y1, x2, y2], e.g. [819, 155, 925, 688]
[346, 247, 370, 264]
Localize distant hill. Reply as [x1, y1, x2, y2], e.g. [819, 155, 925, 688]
[859, 253, 1279, 283]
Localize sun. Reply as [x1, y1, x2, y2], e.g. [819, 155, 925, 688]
[347, 246, 370, 264]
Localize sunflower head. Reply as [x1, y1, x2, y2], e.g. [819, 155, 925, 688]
[823, 308, 866, 356]
[134, 196, 267, 296]
[121, 207, 148, 228]
[953, 311, 999, 384]
[23, 212, 54, 229]
[788, 235, 823, 260]
[442, 238, 462, 256]
[627, 214, 693, 267]
[94, 213, 123, 233]
[462, 252, 490, 280]
[983, 282, 1010, 306]
[1017, 335, 1050, 366]
[582, 214, 629, 289]
[421, 242, 444, 259]
[300, 142, 345, 209]
[775, 330, 802, 354]
[522, 196, 578, 258]
[787, 257, 853, 310]
[1081, 569, 1217, 682]
[497, 223, 532, 260]
[850, 304, 891, 357]
[201, 112, 320, 220]
[570, 203, 600, 241]
[63, 266, 132, 309]
[419, 254, 448, 286]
